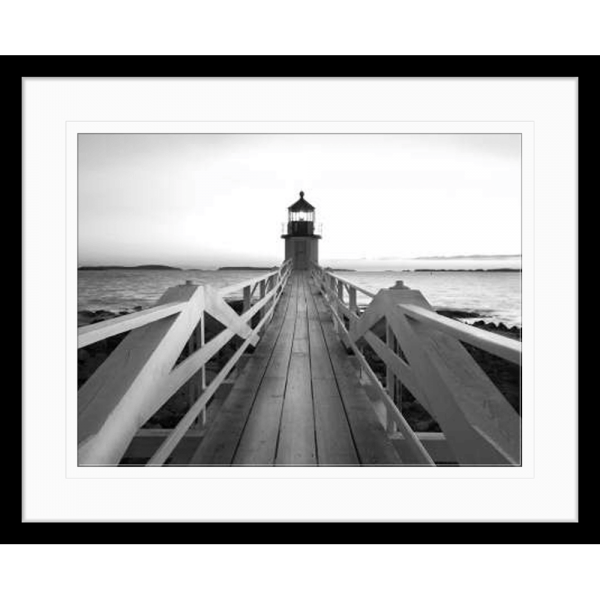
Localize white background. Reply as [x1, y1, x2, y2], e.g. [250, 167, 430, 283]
[24, 79, 576, 523]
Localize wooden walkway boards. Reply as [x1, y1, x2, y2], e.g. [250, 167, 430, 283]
[190, 272, 402, 466]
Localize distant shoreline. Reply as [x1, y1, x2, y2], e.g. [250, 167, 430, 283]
[401, 268, 521, 273]
[217, 266, 278, 271]
[413, 254, 521, 260]
[327, 268, 521, 273]
[78, 265, 181, 271]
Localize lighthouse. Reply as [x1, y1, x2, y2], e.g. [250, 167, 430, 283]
[281, 191, 321, 270]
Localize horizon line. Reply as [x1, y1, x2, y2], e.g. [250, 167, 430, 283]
[78, 253, 523, 270]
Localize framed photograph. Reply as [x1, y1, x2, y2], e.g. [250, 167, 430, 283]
[19, 61, 582, 537]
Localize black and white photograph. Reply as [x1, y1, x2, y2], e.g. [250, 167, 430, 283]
[77, 132, 522, 467]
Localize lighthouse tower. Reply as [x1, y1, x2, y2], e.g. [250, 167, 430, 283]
[281, 191, 321, 270]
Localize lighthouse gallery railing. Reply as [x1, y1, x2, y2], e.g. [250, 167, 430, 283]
[78, 260, 293, 466]
[311, 263, 521, 466]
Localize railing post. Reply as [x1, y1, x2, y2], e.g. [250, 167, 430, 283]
[187, 281, 202, 429]
[187, 314, 207, 431]
[386, 281, 410, 429]
[325, 273, 335, 325]
[349, 287, 357, 316]
[259, 279, 267, 321]
[395, 371, 403, 417]
[333, 279, 342, 336]
[199, 313, 207, 426]
[187, 322, 196, 408]
[337, 280, 351, 349]
[243, 285, 251, 313]
[270, 273, 278, 320]
[260, 271, 270, 328]
[337, 280, 344, 304]
[385, 322, 397, 434]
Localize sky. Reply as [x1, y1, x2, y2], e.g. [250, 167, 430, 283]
[78, 133, 521, 270]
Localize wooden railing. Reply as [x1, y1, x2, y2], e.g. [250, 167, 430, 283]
[78, 260, 293, 466]
[311, 264, 521, 466]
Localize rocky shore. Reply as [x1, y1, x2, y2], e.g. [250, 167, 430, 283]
[78, 304, 520, 435]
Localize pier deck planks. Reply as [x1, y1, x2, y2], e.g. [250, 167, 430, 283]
[189, 272, 401, 466]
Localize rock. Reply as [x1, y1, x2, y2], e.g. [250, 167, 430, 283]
[79, 309, 118, 326]
[436, 308, 482, 319]
[90, 312, 120, 324]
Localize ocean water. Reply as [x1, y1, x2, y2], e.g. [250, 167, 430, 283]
[336, 271, 521, 327]
[77, 269, 275, 312]
[78, 268, 521, 327]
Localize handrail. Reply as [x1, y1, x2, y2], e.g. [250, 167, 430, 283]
[218, 269, 279, 297]
[78, 259, 293, 466]
[320, 270, 376, 300]
[311, 262, 522, 466]
[78, 301, 188, 349]
[401, 304, 521, 365]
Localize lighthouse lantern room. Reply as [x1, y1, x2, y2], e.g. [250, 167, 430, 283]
[281, 191, 321, 270]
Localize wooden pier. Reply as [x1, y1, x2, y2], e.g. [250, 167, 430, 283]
[191, 272, 401, 466]
[78, 261, 521, 467]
